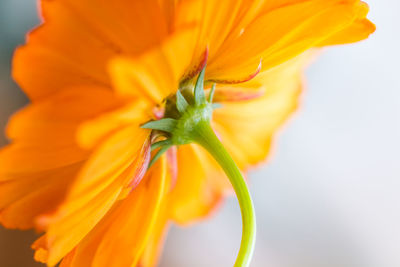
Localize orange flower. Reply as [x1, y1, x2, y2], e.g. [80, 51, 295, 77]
[1, 0, 374, 266]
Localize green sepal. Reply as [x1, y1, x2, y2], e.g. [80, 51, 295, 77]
[151, 139, 172, 151]
[176, 90, 189, 113]
[208, 83, 216, 102]
[194, 66, 206, 106]
[148, 144, 172, 168]
[141, 118, 177, 133]
[141, 65, 256, 267]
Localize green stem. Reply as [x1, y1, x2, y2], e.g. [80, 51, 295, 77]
[193, 121, 256, 267]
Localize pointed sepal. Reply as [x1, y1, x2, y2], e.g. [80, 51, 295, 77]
[151, 139, 172, 151]
[208, 83, 216, 103]
[141, 118, 177, 133]
[194, 66, 206, 106]
[176, 90, 189, 113]
[148, 144, 172, 168]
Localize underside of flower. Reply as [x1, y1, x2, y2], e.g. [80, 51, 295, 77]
[142, 67, 221, 166]
[142, 67, 256, 267]
[0, 0, 376, 266]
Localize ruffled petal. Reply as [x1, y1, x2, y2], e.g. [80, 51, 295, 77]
[166, 52, 312, 228]
[174, 0, 244, 76]
[138, 202, 170, 267]
[212, 52, 313, 170]
[168, 144, 228, 224]
[109, 29, 197, 103]
[57, 157, 168, 267]
[317, 1, 376, 46]
[77, 100, 151, 149]
[206, 0, 374, 82]
[0, 164, 82, 230]
[14, 0, 168, 100]
[0, 87, 121, 229]
[34, 125, 150, 266]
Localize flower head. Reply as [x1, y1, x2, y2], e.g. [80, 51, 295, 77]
[1, 0, 374, 266]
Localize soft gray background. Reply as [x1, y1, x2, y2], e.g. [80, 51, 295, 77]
[0, 1, 398, 266]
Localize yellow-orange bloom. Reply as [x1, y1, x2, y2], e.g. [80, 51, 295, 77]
[0, 0, 374, 266]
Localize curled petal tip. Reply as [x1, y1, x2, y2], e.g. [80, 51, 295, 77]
[182, 47, 209, 82]
[213, 88, 264, 102]
[128, 141, 151, 190]
[208, 60, 262, 85]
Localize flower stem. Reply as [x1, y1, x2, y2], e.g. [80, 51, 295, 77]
[193, 121, 256, 267]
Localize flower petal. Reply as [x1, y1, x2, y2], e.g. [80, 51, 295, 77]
[58, 157, 168, 267]
[166, 53, 313, 228]
[212, 52, 313, 169]
[206, 0, 374, 82]
[0, 164, 82, 230]
[77, 100, 151, 149]
[33, 124, 150, 266]
[0, 87, 120, 229]
[138, 204, 170, 267]
[174, 0, 244, 75]
[14, 0, 168, 100]
[317, 2, 376, 46]
[109, 29, 197, 103]
[212, 85, 265, 102]
[169, 144, 228, 224]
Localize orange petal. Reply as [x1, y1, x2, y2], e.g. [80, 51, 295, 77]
[207, 0, 373, 81]
[35, 125, 149, 266]
[5, 87, 123, 143]
[138, 203, 170, 267]
[1, 87, 124, 175]
[33, 178, 123, 266]
[14, 0, 168, 101]
[318, 2, 375, 46]
[207, 61, 262, 85]
[174, 0, 244, 76]
[212, 52, 313, 170]
[212, 86, 265, 102]
[0, 87, 120, 229]
[59, 249, 76, 267]
[181, 47, 209, 82]
[0, 143, 86, 176]
[158, 0, 179, 30]
[0, 164, 82, 230]
[77, 99, 152, 149]
[318, 18, 375, 46]
[109, 29, 197, 103]
[58, 157, 168, 267]
[169, 144, 228, 224]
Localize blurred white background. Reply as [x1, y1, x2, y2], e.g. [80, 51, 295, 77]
[0, 0, 399, 266]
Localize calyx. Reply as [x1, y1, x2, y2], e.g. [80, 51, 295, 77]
[141, 67, 221, 167]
